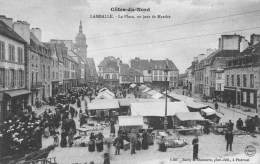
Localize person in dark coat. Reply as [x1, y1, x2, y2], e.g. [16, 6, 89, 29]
[215, 102, 219, 111]
[114, 136, 121, 155]
[88, 133, 96, 152]
[110, 120, 115, 135]
[225, 130, 233, 152]
[227, 120, 234, 131]
[136, 134, 141, 151]
[141, 131, 148, 150]
[236, 118, 243, 130]
[158, 136, 167, 152]
[130, 134, 136, 155]
[192, 135, 199, 161]
[60, 129, 67, 147]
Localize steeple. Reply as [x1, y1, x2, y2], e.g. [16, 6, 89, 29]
[79, 20, 83, 33]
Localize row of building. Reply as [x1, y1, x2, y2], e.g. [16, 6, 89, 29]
[0, 15, 98, 123]
[97, 56, 179, 89]
[181, 34, 260, 113]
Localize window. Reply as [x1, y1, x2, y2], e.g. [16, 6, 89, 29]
[48, 66, 50, 80]
[105, 74, 110, 79]
[237, 75, 240, 87]
[226, 75, 229, 86]
[243, 92, 247, 103]
[243, 74, 247, 87]
[8, 44, 15, 61]
[216, 73, 222, 80]
[250, 92, 254, 104]
[0, 41, 5, 60]
[10, 69, 15, 88]
[19, 70, 23, 87]
[231, 75, 234, 86]
[250, 74, 254, 88]
[0, 68, 4, 88]
[217, 83, 221, 91]
[112, 74, 117, 79]
[17, 47, 23, 64]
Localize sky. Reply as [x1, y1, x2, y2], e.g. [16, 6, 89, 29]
[1, 0, 260, 73]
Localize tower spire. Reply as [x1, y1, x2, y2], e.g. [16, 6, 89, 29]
[79, 20, 83, 33]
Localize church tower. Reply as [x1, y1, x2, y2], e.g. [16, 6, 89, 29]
[75, 20, 87, 60]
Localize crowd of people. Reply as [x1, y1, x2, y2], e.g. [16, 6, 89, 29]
[236, 115, 260, 133]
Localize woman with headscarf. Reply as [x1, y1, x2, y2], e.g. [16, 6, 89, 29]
[142, 131, 148, 150]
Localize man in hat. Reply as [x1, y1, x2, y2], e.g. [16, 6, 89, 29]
[225, 130, 233, 152]
[192, 135, 199, 161]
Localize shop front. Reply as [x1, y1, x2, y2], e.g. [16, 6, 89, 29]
[1, 89, 30, 121]
[224, 87, 236, 104]
[241, 88, 257, 110]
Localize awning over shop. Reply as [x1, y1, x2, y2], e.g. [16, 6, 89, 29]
[118, 116, 144, 127]
[5, 89, 31, 97]
[88, 99, 119, 110]
[130, 101, 189, 117]
[175, 112, 205, 121]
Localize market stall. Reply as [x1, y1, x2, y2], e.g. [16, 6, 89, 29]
[118, 116, 146, 131]
[88, 99, 119, 120]
[201, 107, 222, 123]
[130, 101, 190, 129]
[174, 112, 205, 135]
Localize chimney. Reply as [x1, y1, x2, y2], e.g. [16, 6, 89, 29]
[250, 34, 260, 45]
[0, 15, 13, 28]
[13, 21, 30, 43]
[31, 27, 42, 41]
[219, 34, 240, 51]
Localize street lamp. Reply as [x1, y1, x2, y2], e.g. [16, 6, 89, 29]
[164, 63, 170, 131]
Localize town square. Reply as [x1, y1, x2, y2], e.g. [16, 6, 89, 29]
[0, 0, 260, 164]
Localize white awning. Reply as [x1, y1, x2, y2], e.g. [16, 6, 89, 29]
[201, 107, 216, 116]
[118, 98, 163, 106]
[175, 112, 205, 121]
[130, 101, 189, 116]
[118, 116, 144, 127]
[88, 99, 119, 110]
[151, 92, 164, 99]
[130, 83, 137, 88]
[96, 91, 114, 99]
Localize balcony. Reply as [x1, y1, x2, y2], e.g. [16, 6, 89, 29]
[31, 82, 43, 89]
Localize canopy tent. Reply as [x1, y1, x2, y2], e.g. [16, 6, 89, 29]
[139, 84, 147, 90]
[98, 87, 109, 93]
[175, 112, 204, 121]
[142, 87, 151, 93]
[151, 92, 164, 99]
[130, 101, 189, 116]
[201, 107, 216, 116]
[166, 92, 208, 109]
[118, 98, 163, 107]
[146, 90, 158, 96]
[118, 116, 144, 127]
[130, 83, 137, 88]
[88, 99, 119, 110]
[96, 91, 114, 99]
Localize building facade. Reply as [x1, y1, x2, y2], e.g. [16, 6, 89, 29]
[0, 20, 28, 123]
[224, 40, 260, 112]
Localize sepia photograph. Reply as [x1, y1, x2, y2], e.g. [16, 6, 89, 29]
[0, 0, 260, 163]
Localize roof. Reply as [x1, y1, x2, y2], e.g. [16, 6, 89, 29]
[30, 32, 45, 47]
[130, 58, 152, 71]
[118, 98, 163, 106]
[150, 59, 178, 71]
[119, 64, 130, 75]
[208, 50, 239, 65]
[5, 89, 31, 97]
[130, 101, 189, 116]
[240, 41, 260, 55]
[175, 112, 204, 121]
[166, 92, 208, 109]
[118, 116, 144, 127]
[201, 107, 216, 116]
[88, 99, 119, 110]
[0, 20, 26, 44]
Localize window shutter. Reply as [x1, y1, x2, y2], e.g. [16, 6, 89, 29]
[5, 69, 8, 88]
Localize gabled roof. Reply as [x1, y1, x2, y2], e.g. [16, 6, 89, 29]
[150, 59, 178, 71]
[130, 58, 151, 71]
[0, 20, 26, 44]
